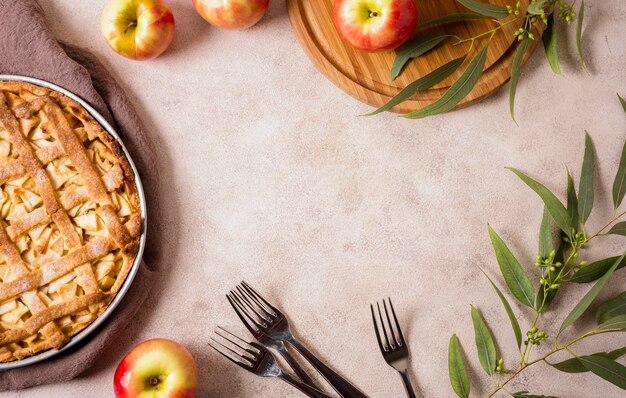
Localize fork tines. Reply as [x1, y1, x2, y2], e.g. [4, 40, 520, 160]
[209, 326, 264, 370]
[371, 298, 406, 352]
[226, 281, 278, 333]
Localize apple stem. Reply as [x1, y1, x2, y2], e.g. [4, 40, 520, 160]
[369, 10, 379, 17]
[149, 376, 159, 386]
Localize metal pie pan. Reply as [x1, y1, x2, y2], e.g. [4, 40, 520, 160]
[0, 75, 147, 370]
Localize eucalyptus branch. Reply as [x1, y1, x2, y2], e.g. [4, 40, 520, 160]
[447, 113, 626, 398]
[368, 0, 589, 121]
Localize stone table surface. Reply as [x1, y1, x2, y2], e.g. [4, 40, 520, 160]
[6, 0, 626, 397]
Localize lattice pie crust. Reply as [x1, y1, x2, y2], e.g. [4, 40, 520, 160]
[0, 81, 141, 362]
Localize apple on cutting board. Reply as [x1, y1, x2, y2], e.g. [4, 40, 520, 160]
[114, 339, 198, 398]
[101, 0, 175, 60]
[333, 0, 418, 52]
[192, 0, 270, 30]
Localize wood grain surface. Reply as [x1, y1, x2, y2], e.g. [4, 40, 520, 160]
[287, 0, 545, 113]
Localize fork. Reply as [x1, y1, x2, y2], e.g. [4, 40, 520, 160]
[228, 281, 369, 398]
[371, 298, 417, 398]
[227, 288, 317, 388]
[210, 327, 331, 398]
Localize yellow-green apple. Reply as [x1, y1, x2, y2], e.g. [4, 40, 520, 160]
[101, 0, 175, 60]
[114, 339, 198, 398]
[192, 0, 269, 30]
[333, 0, 417, 52]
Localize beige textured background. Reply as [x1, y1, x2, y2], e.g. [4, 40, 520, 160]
[5, 0, 626, 397]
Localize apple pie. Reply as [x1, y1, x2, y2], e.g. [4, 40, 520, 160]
[0, 80, 142, 362]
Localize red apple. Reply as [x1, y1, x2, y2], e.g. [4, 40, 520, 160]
[114, 339, 198, 398]
[192, 0, 269, 30]
[333, 0, 418, 52]
[101, 0, 175, 60]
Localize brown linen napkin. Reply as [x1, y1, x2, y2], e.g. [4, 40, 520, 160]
[0, 0, 162, 390]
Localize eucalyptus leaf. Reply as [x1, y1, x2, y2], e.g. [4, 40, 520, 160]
[403, 44, 489, 119]
[542, 14, 562, 75]
[613, 141, 626, 209]
[510, 36, 531, 122]
[608, 222, 626, 236]
[552, 347, 626, 373]
[620, 94, 626, 113]
[512, 392, 558, 398]
[391, 34, 449, 80]
[538, 206, 553, 259]
[448, 335, 471, 398]
[488, 225, 535, 308]
[580, 355, 626, 390]
[597, 292, 626, 324]
[566, 168, 579, 230]
[527, 0, 549, 16]
[576, 0, 588, 71]
[456, 0, 509, 19]
[471, 305, 497, 375]
[415, 13, 487, 31]
[578, 132, 595, 224]
[508, 168, 574, 237]
[570, 256, 626, 283]
[598, 314, 626, 330]
[559, 252, 626, 333]
[481, 268, 522, 348]
[364, 56, 465, 116]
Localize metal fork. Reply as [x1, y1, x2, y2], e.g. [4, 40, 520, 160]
[227, 287, 317, 388]
[228, 281, 369, 398]
[371, 298, 417, 398]
[210, 327, 331, 398]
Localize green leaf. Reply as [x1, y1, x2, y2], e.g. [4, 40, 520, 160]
[597, 292, 626, 324]
[619, 94, 626, 113]
[488, 225, 535, 308]
[415, 13, 487, 31]
[508, 168, 574, 237]
[364, 56, 465, 116]
[566, 168, 579, 230]
[598, 314, 626, 330]
[480, 268, 522, 348]
[552, 347, 626, 373]
[470, 305, 497, 375]
[456, 0, 509, 19]
[559, 252, 626, 333]
[527, 0, 549, 15]
[509, 36, 531, 122]
[404, 44, 489, 119]
[608, 222, 626, 236]
[578, 132, 595, 224]
[391, 35, 449, 80]
[576, 0, 588, 71]
[571, 256, 626, 283]
[542, 14, 562, 75]
[512, 392, 558, 398]
[614, 141, 626, 209]
[448, 335, 471, 398]
[580, 355, 626, 390]
[538, 206, 553, 258]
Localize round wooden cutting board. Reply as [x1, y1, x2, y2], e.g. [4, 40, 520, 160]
[287, 0, 544, 113]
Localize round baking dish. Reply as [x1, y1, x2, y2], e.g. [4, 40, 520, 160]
[0, 74, 147, 370]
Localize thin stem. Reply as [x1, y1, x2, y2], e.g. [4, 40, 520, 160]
[485, 329, 625, 397]
[586, 210, 626, 241]
[453, 17, 519, 46]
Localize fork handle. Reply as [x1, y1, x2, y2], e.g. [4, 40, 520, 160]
[278, 372, 332, 398]
[400, 370, 417, 398]
[287, 338, 369, 398]
[275, 342, 318, 388]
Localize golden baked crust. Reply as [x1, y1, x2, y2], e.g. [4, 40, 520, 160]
[0, 81, 141, 362]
